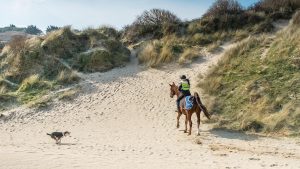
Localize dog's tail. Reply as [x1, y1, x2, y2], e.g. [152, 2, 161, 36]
[46, 133, 51, 136]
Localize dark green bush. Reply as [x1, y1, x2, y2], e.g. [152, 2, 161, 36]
[25, 25, 43, 35]
[123, 9, 181, 44]
[46, 25, 60, 33]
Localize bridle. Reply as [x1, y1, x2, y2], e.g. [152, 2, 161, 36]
[169, 84, 179, 98]
[170, 87, 176, 98]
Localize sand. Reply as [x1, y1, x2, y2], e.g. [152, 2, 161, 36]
[1, 43, 300, 169]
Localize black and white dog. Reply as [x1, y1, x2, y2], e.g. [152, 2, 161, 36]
[47, 131, 71, 144]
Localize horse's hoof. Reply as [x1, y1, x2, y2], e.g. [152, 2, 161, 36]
[188, 133, 191, 136]
[184, 130, 187, 133]
[197, 133, 200, 136]
[176, 125, 180, 128]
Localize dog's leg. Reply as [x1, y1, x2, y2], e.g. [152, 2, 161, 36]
[55, 137, 59, 144]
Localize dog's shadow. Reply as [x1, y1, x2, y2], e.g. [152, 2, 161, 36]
[57, 143, 77, 146]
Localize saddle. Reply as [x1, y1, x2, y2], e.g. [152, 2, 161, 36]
[185, 96, 194, 110]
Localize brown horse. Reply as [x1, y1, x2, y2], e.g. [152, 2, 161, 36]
[169, 82, 211, 135]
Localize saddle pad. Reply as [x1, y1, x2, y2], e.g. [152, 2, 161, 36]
[185, 96, 193, 110]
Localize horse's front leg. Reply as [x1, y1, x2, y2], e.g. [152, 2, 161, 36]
[176, 111, 182, 128]
[187, 113, 192, 136]
[184, 113, 188, 133]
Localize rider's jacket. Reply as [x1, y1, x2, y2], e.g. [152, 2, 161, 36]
[179, 79, 190, 91]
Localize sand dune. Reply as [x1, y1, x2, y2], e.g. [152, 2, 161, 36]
[1, 43, 300, 169]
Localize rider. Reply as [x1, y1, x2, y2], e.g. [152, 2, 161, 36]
[176, 75, 191, 113]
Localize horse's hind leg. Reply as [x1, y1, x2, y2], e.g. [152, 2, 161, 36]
[184, 114, 188, 133]
[196, 110, 201, 136]
[176, 112, 182, 128]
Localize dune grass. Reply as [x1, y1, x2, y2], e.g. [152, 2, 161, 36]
[0, 26, 130, 110]
[128, 0, 297, 68]
[136, 35, 204, 67]
[199, 12, 300, 135]
[178, 48, 201, 65]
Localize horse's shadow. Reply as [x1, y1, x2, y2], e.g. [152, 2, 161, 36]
[210, 128, 260, 141]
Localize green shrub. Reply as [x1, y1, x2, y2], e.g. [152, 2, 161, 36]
[123, 9, 181, 44]
[46, 25, 60, 33]
[203, 0, 243, 18]
[25, 25, 43, 35]
[17, 75, 52, 92]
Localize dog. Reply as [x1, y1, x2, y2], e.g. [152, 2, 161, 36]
[47, 131, 70, 144]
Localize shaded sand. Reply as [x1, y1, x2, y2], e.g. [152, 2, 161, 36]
[1, 43, 300, 169]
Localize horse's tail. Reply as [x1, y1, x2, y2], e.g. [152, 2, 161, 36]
[194, 92, 211, 119]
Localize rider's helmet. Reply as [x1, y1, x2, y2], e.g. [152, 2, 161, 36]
[180, 75, 186, 80]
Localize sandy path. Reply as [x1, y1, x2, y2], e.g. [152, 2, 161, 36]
[0, 43, 300, 169]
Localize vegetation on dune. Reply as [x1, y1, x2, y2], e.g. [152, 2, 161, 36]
[24, 25, 43, 35]
[0, 26, 130, 110]
[199, 11, 300, 136]
[250, 0, 300, 15]
[46, 25, 60, 33]
[0, 24, 43, 35]
[125, 0, 300, 67]
[122, 8, 182, 44]
[0, 41, 4, 51]
[0, 24, 26, 33]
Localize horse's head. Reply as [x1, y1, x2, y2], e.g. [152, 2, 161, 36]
[169, 82, 178, 98]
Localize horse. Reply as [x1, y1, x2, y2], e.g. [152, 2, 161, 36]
[169, 82, 211, 135]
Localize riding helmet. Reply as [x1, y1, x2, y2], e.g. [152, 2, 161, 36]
[180, 75, 186, 79]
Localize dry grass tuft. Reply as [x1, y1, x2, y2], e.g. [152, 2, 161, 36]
[57, 70, 80, 84]
[178, 48, 200, 65]
[58, 87, 81, 101]
[207, 41, 222, 53]
[138, 40, 161, 67]
[17, 74, 41, 92]
[292, 11, 300, 26]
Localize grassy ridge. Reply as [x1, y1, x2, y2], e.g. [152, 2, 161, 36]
[0, 26, 130, 110]
[126, 0, 299, 67]
[199, 12, 300, 136]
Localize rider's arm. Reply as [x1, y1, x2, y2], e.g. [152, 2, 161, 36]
[178, 82, 182, 90]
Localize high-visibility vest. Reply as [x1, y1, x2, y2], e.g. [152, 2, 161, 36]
[181, 80, 190, 91]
